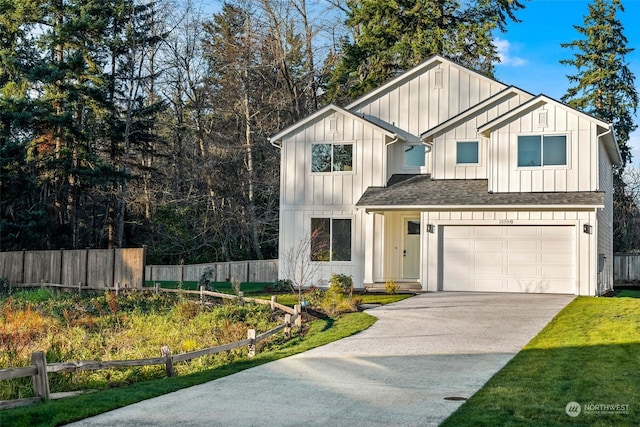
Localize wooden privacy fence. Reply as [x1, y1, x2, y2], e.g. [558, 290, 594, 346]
[0, 248, 145, 289]
[146, 259, 278, 283]
[614, 253, 640, 283]
[0, 286, 301, 410]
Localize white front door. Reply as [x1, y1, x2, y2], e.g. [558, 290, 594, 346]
[402, 219, 421, 279]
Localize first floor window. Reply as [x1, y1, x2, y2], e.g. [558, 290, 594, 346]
[312, 143, 353, 172]
[310, 218, 352, 261]
[517, 135, 567, 167]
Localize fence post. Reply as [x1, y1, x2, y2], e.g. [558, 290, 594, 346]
[284, 314, 291, 339]
[155, 283, 160, 294]
[161, 345, 175, 377]
[31, 351, 50, 401]
[294, 304, 302, 327]
[115, 282, 120, 296]
[247, 329, 256, 357]
[270, 295, 276, 311]
[200, 285, 205, 304]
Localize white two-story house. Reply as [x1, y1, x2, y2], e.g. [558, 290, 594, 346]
[269, 55, 620, 296]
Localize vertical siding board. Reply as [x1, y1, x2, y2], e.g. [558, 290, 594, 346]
[449, 66, 460, 115]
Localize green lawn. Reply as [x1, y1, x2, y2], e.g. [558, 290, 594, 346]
[442, 296, 640, 426]
[616, 289, 640, 298]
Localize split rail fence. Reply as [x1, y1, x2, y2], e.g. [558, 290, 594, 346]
[0, 286, 301, 410]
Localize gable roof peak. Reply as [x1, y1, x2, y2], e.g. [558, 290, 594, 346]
[345, 55, 506, 111]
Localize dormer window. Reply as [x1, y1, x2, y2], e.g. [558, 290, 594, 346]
[456, 141, 479, 164]
[312, 143, 353, 173]
[517, 135, 567, 167]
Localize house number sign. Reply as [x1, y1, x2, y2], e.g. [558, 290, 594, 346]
[499, 219, 514, 225]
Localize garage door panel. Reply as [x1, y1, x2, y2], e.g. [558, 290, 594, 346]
[474, 240, 505, 251]
[442, 225, 574, 294]
[508, 240, 539, 251]
[542, 253, 572, 264]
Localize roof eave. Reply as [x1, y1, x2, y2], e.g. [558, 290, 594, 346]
[358, 204, 604, 212]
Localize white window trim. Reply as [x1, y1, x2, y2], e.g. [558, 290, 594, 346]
[309, 216, 354, 264]
[310, 141, 356, 175]
[456, 140, 480, 165]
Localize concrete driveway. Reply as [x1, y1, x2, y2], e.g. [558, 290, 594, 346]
[67, 292, 573, 427]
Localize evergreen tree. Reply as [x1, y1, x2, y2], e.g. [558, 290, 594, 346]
[560, 0, 638, 169]
[327, 0, 527, 101]
[560, 0, 639, 252]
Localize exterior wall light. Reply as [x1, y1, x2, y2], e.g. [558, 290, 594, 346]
[426, 224, 436, 233]
[583, 224, 593, 234]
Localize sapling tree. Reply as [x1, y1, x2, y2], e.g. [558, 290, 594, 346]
[281, 229, 326, 304]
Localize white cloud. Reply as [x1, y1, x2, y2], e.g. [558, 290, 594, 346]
[495, 38, 527, 67]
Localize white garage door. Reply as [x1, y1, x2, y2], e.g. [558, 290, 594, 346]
[442, 225, 574, 293]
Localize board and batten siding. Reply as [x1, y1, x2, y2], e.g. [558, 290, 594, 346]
[430, 92, 533, 180]
[280, 112, 388, 207]
[278, 110, 394, 288]
[597, 140, 614, 293]
[278, 207, 367, 287]
[488, 103, 600, 194]
[348, 61, 507, 145]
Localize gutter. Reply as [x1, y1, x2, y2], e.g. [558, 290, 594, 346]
[268, 137, 281, 149]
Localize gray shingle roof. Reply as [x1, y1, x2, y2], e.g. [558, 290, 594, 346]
[356, 175, 605, 208]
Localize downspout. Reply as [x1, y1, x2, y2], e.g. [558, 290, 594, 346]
[595, 124, 616, 296]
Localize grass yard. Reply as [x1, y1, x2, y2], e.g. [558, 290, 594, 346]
[442, 295, 640, 426]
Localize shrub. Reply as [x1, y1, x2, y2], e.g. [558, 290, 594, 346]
[385, 279, 399, 295]
[199, 267, 216, 291]
[273, 279, 292, 293]
[321, 274, 357, 315]
[329, 273, 353, 296]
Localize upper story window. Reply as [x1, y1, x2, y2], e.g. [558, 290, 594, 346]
[312, 143, 353, 173]
[404, 144, 425, 167]
[456, 141, 479, 164]
[517, 135, 567, 167]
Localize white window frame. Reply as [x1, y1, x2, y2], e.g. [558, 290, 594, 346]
[309, 217, 353, 263]
[516, 134, 569, 169]
[311, 142, 355, 174]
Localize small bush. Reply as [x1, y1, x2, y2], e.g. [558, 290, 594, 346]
[198, 267, 216, 291]
[273, 279, 292, 293]
[385, 280, 399, 295]
[329, 274, 353, 296]
[321, 274, 357, 315]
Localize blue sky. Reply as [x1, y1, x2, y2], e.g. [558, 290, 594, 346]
[493, 0, 640, 165]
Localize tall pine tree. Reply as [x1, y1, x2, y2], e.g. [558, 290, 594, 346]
[561, 0, 637, 168]
[327, 0, 527, 101]
[560, 0, 639, 251]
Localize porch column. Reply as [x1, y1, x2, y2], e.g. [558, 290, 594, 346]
[363, 211, 375, 285]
